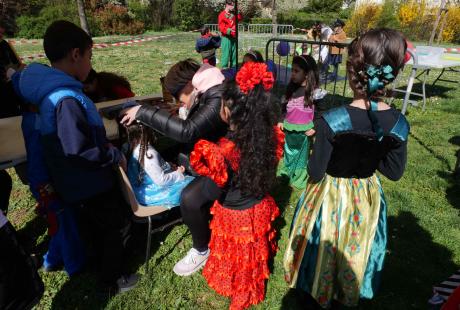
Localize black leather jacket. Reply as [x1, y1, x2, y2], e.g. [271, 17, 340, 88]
[135, 84, 227, 148]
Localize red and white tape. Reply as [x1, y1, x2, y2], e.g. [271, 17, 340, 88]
[20, 34, 175, 61]
[445, 47, 460, 53]
[92, 34, 173, 49]
[7, 38, 40, 45]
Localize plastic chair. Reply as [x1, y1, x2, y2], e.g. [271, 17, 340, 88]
[117, 166, 182, 270]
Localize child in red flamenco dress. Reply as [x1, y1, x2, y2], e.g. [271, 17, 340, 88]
[189, 62, 284, 310]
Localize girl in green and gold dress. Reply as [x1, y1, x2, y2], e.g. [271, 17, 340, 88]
[283, 28, 410, 308]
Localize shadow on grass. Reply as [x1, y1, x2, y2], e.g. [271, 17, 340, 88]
[17, 214, 49, 259]
[50, 207, 183, 309]
[268, 175, 293, 275]
[436, 135, 460, 210]
[360, 211, 458, 309]
[410, 132, 452, 171]
[391, 82, 455, 101]
[279, 211, 458, 309]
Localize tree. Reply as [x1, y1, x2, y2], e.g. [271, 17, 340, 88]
[305, 0, 343, 13]
[77, 0, 91, 35]
[0, 0, 19, 34]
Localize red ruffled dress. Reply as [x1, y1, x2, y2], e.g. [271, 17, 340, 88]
[190, 127, 284, 310]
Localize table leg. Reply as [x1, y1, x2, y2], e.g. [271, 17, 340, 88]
[422, 69, 430, 111]
[432, 68, 445, 87]
[402, 67, 417, 115]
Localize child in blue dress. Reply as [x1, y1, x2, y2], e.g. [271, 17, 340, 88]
[126, 124, 193, 207]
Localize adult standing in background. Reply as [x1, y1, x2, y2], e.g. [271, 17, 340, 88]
[218, 0, 241, 69]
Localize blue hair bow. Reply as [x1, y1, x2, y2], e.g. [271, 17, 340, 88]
[366, 65, 394, 142]
[366, 65, 394, 94]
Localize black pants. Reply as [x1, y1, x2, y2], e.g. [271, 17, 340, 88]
[180, 177, 222, 252]
[0, 170, 12, 215]
[0, 222, 44, 310]
[74, 187, 131, 285]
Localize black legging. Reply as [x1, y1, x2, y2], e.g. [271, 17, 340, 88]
[0, 170, 12, 215]
[180, 177, 222, 252]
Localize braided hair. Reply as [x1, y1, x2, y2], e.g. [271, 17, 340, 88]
[347, 28, 407, 101]
[126, 124, 156, 185]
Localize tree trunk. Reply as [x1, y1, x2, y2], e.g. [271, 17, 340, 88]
[272, 0, 277, 36]
[437, 9, 448, 44]
[76, 0, 91, 36]
[429, 0, 447, 45]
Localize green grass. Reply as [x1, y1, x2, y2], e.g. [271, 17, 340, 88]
[6, 32, 460, 309]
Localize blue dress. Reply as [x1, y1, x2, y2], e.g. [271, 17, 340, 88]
[127, 145, 193, 208]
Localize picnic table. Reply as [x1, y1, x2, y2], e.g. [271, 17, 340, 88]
[393, 47, 460, 114]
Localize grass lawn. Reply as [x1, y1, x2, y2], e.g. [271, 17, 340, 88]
[6, 32, 460, 309]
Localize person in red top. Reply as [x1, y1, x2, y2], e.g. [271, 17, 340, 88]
[83, 69, 135, 103]
[218, 0, 241, 69]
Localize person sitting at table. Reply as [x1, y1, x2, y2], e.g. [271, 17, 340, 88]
[125, 123, 194, 207]
[121, 59, 228, 276]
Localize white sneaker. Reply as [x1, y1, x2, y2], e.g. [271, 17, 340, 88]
[173, 248, 209, 276]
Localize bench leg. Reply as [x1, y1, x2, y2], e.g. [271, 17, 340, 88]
[145, 216, 152, 272]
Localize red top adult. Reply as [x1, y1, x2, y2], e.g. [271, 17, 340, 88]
[218, 3, 241, 38]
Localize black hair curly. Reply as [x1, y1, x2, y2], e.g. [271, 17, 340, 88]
[222, 80, 280, 198]
[347, 28, 407, 100]
[285, 55, 319, 108]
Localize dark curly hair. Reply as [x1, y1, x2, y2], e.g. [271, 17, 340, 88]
[347, 28, 407, 100]
[222, 80, 280, 198]
[126, 124, 157, 185]
[285, 55, 319, 108]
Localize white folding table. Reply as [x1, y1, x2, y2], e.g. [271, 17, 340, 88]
[393, 48, 460, 114]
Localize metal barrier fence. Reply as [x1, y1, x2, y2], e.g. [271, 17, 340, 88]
[266, 38, 350, 97]
[204, 23, 298, 52]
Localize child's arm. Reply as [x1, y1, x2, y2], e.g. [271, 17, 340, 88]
[143, 147, 185, 186]
[377, 140, 407, 181]
[307, 118, 334, 183]
[56, 98, 121, 166]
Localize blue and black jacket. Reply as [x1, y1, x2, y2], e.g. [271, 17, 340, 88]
[15, 63, 121, 204]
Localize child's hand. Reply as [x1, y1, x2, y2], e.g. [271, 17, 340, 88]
[177, 166, 186, 174]
[277, 122, 284, 130]
[305, 129, 316, 136]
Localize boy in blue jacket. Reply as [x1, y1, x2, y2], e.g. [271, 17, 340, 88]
[195, 26, 221, 66]
[15, 20, 137, 294]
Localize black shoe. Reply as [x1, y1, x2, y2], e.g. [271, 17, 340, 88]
[116, 273, 140, 293]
